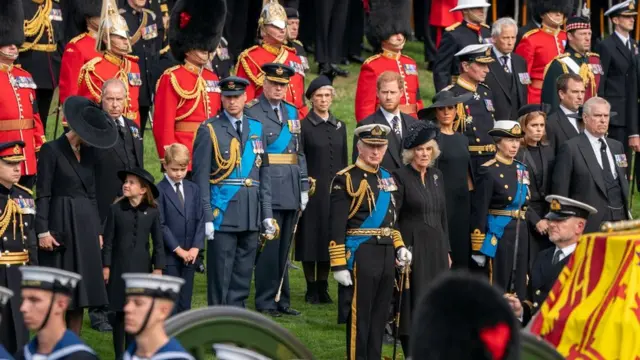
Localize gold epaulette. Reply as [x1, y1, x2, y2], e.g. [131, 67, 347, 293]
[155, 65, 181, 92]
[482, 158, 497, 167]
[81, 57, 102, 73]
[363, 54, 381, 65]
[445, 22, 461, 31]
[292, 39, 303, 47]
[13, 184, 33, 196]
[337, 164, 355, 175]
[237, 46, 264, 86]
[69, 33, 87, 44]
[246, 98, 259, 108]
[522, 28, 540, 38]
[543, 55, 568, 78]
[159, 45, 170, 55]
[586, 51, 600, 57]
[554, 53, 571, 60]
[125, 54, 139, 62]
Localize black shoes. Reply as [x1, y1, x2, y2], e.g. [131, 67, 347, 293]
[330, 64, 349, 77]
[278, 307, 301, 316]
[258, 309, 282, 318]
[305, 281, 319, 304]
[317, 280, 333, 304]
[318, 63, 349, 77]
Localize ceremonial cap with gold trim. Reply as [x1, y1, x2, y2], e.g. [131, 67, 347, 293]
[122, 273, 185, 301]
[0, 286, 13, 309]
[0, 0, 24, 47]
[19, 266, 82, 295]
[262, 63, 295, 84]
[219, 76, 250, 96]
[0, 141, 26, 163]
[605, 0, 637, 17]
[545, 195, 597, 220]
[488, 120, 524, 138]
[455, 44, 495, 64]
[259, 1, 287, 30]
[169, 0, 226, 62]
[355, 124, 391, 145]
[96, 0, 131, 53]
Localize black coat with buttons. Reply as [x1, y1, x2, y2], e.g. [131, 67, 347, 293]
[102, 199, 165, 311]
[295, 111, 347, 261]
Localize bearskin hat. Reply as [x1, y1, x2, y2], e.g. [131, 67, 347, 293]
[169, 0, 227, 63]
[410, 272, 521, 360]
[0, 0, 24, 47]
[77, 0, 103, 18]
[531, 0, 574, 18]
[366, 0, 412, 51]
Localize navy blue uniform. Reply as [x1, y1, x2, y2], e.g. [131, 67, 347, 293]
[123, 338, 194, 360]
[17, 330, 97, 360]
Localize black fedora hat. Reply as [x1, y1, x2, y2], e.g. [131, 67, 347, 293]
[63, 96, 118, 149]
[418, 91, 473, 120]
[118, 168, 159, 198]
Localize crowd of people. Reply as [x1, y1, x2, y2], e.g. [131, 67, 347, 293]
[0, 0, 639, 358]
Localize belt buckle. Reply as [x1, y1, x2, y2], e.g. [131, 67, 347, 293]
[381, 228, 391, 237]
[244, 178, 253, 187]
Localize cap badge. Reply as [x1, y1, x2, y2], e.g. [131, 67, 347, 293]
[485, 48, 491, 56]
[551, 199, 561, 211]
[12, 145, 20, 154]
[276, 67, 284, 75]
[228, 82, 235, 89]
[511, 124, 522, 135]
[371, 126, 383, 136]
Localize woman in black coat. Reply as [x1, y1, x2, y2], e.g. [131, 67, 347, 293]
[102, 168, 164, 359]
[295, 74, 348, 304]
[517, 104, 556, 264]
[393, 122, 450, 356]
[35, 97, 118, 334]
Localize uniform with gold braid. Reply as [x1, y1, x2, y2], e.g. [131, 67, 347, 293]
[0, 141, 38, 354]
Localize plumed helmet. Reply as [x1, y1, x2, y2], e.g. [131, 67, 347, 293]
[366, 0, 412, 51]
[169, 0, 227, 63]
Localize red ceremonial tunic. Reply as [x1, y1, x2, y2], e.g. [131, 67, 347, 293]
[77, 52, 141, 125]
[153, 63, 221, 169]
[59, 32, 100, 107]
[355, 49, 424, 122]
[0, 64, 46, 176]
[236, 43, 308, 118]
[514, 26, 566, 104]
[429, 0, 462, 27]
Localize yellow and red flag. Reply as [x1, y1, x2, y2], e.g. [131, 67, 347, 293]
[530, 231, 640, 359]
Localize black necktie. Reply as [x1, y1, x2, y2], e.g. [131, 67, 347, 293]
[501, 55, 511, 73]
[235, 120, 242, 140]
[627, 39, 632, 52]
[391, 116, 401, 140]
[175, 182, 184, 208]
[274, 107, 281, 123]
[599, 139, 615, 182]
[552, 249, 562, 265]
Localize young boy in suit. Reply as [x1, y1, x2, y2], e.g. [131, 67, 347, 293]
[157, 143, 205, 313]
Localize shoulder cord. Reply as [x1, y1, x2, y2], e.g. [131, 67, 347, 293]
[0, 197, 24, 243]
[21, 0, 54, 52]
[343, 172, 375, 219]
[170, 71, 210, 121]
[207, 123, 240, 184]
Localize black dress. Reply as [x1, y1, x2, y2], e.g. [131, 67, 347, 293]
[102, 199, 165, 311]
[35, 136, 108, 309]
[295, 111, 348, 261]
[393, 165, 450, 336]
[436, 132, 471, 269]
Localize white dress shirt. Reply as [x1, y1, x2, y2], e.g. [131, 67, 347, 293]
[224, 110, 242, 132]
[164, 174, 185, 200]
[114, 115, 125, 127]
[553, 243, 577, 263]
[493, 47, 512, 73]
[584, 129, 617, 179]
[615, 31, 632, 50]
[380, 107, 402, 137]
[559, 105, 580, 132]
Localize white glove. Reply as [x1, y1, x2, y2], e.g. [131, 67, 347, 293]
[300, 191, 309, 212]
[397, 247, 412, 266]
[262, 218, 276, 235]
[472, 254, 486, 267]
[205, 222, 215, 240]
[333, 270, 353, 286]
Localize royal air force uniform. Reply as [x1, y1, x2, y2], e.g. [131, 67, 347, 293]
[329, 125, 409, 360]
[444, 45, 496, 176]
[192, 77, 273, 307]
[18, 0, 65, 127]
[469, 121, 530, 300]
[0, 142, 38, 355]
[433, 20, 491, 91]
[152, 0, 224, 170]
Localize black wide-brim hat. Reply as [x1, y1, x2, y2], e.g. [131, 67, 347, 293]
[118, 168, 159, 198]
[418, 91, 473, 120]
[63, 96, 118, 149]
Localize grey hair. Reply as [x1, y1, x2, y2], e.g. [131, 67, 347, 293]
[491, 17, 518, 37]
[401, 139, 441, 167]
[309, 85, 336, 108]
[583, 96, 610, 116]
[101, 78, 127, 95]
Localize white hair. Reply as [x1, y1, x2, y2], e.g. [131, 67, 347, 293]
[491, 17, 518, 37]
[102, 78, 127, 95]
[583, 96, 610, 116]
[401, 139, 441, 167]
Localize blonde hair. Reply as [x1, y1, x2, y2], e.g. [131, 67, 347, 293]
[401, 139, 441, 167]
[163, 143, 190, 166]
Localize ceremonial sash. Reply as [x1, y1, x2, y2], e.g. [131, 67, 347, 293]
[266, 103, 298, 154]
[559, 56, 581, 74]
[345, 168, 392, 270]
[480, 162, 528, 258]
[210, 120, 262, 230]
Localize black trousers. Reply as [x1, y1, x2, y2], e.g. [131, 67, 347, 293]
[342, 244, 395, 360]
[164, 263, 196, 313]
[110, 311, 134, 360]
[344, 0, 364, 58]
[36, 88, 54, 131]
[207, 230, 259, 307]
[139, 105, 151, 135]
[314, 0, 349, 64]
[254, 210, 296, 310]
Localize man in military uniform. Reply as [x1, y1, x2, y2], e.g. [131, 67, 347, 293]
[0, 1, 46, 189]
[17, 267, 98, 359]
[443, 44, 496, 176]
[245, 63, 309, 318]
[0, 141, 38, 355]
[514, 0, 571, 104]
[432, 0, 491, 92]
[59, 0, 101, 128]
[236, 1, 308, 118]
[153, 0, 224, 171]
[598, 0, 639, 152]
[120, 0, 165, 134]
[329, 124, 412, 360]
[18, 0, 65, 129]
[77, 0, 142, 126]
[285, 8, 309, 74]
[192, 76, 274, 308]
[355, 0, 424, 122]
[541, 10, 602, 110]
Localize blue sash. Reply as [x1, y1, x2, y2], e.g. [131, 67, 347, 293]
[266, 103, 297, 154]
[210, 120, 262, 230]
[345, 168, 392, 270]
[480, 162, 528, 258]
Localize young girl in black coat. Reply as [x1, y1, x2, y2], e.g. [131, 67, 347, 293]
[102, 168, 165, 359]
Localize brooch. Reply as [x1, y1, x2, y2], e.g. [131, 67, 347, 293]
[473, 93, 480, 100]
[433, 174, 439, 186]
